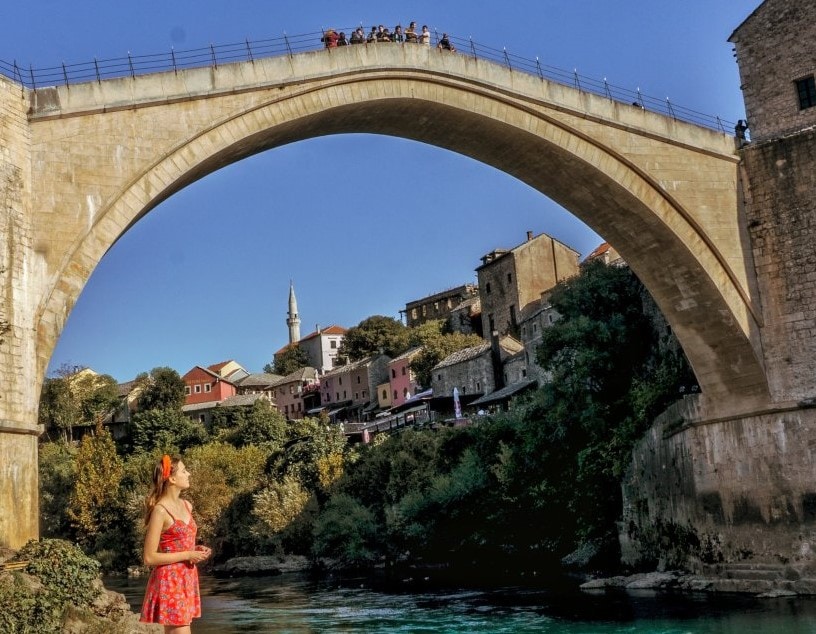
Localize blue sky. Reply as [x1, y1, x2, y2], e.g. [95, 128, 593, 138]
[4, 1, 760, 382]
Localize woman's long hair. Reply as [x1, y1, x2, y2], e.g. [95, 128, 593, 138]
[143, 454, 181, 526]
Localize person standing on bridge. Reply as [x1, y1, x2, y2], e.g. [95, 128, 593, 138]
[140, 455, 211, 633]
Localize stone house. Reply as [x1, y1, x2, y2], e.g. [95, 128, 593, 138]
[431, 335, 524, 407]
[403, 284, 479, 329]
[477, 231, 579, 338]
[517, 294, 560, 386]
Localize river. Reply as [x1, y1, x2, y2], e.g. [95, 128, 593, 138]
[105, 572, 816, 633]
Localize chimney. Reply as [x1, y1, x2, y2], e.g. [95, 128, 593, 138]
[526, 230, 533, 242]
[316, 324, 321, 334]
[490, 331, 505, 390]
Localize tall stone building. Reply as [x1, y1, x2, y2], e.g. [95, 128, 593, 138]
[403, 284, 479, 330]
[476, 231, 579, 338]
[729, 0, 816, 402]
[286, 281, 301, 344]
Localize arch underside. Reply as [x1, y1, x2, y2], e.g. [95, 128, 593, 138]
[37, 77, 769, 413]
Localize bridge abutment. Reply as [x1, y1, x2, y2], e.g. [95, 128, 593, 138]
[0, 76, 44, 549]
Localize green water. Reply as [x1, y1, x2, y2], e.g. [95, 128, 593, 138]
[106, 573, 816, 633]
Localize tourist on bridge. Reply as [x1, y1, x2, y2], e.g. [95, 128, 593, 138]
[337, 32, 349, 46]
[141, 455, 212, 633]
[405, 21, 419, 43]
[321, 28, 339, 48]
[393, 24, 405, 43]
[350, 27, 365, 44]
[367, 26, 378, 43]
[437, 33, 455, 51]
[419, 25, 431, 45]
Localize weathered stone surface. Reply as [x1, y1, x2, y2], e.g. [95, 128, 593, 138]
[212, 555, 310, 577]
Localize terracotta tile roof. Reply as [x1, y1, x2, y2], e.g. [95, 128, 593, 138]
[299, 324, 347, 342]
[585, 242, 612, 260]
[207, 360, 232, 373]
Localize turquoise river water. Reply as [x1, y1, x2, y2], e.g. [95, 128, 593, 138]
[106, 572, 816, 633]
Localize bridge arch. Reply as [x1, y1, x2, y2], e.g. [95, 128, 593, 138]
[29, 45, 767, 415]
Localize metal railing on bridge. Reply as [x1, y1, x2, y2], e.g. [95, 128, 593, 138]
[0, 28, 736, 133]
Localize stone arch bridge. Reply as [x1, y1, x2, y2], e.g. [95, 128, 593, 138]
[0, 43, 790, 548]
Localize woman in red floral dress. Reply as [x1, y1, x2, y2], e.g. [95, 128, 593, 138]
[140, 455, 211, 633]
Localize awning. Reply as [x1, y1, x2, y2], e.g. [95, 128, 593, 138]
[469, 379, 538, 407]
[306, 406, 327, 415]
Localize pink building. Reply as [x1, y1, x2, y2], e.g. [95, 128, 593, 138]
[388, 347, 423, 408]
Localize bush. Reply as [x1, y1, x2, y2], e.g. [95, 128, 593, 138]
[312, 494, 378, 568]
[38, 441, 77, 539]
[0, 538, 102, 633]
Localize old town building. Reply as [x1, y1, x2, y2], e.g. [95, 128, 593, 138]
[476, 231, 579, 339]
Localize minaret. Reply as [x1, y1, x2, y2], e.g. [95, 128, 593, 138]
[287, 281, 301, 344]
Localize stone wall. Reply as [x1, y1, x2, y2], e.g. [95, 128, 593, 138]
[741, 130, 816, 403]
[0, 75, 41, 549]
[730, 0, 816, 143]
[621, 397, 816, 569]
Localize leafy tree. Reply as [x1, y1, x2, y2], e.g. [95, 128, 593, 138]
[252, 475, 310, 535]
[136, 366, 186, 412]
[68, 424, 124, 545]
[337, 315, 409, 362]
[408, 320, 483, 388]
[265, 345, 309, 376]
[218, 399, 288, 450]
[130, 408, 207, 453]
[312, 494, 378, 568]
[38, 367, 120, 441]
[39, 441, 77, 539]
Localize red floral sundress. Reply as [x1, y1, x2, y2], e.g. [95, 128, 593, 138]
[140, 501, 202, 626]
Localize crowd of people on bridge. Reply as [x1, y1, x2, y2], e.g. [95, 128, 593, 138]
[321, 22, 455, 51]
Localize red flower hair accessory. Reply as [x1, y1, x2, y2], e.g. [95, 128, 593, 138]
[161, 455, 172, 481]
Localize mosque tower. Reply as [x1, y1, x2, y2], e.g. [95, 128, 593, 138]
[286, 281, 301, 344]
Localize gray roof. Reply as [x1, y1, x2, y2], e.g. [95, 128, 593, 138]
[237, 372, 283, 387]
[322, 355, 387, 378]
[390, 346, 423, 363]
[219, 394, 269, 408]
[273, 366, 319, 385]
[469, 379, 538, 407]
[434, 343, 491, 369]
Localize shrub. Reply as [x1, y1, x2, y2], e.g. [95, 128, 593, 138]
[0, 538, 102, 632]
[312, 494, 378, 568]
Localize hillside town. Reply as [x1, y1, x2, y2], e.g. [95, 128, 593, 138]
[66, 231, 624, 445]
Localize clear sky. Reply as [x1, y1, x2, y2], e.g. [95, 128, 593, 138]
[4, 1, 760, 382]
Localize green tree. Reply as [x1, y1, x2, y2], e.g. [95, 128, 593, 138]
[408, 320, 483, 388]
[219, 399, 288, 450]
[68, 425, 124, 545]
[337, 315, 409, 362]
[265, 345, 309, 376]
[136, 366, 186, 411]
[312, 494, 378, 568]
[39, 441, 77, 538]
[130, 408, 207, 453]
[38, 367, 120, 442]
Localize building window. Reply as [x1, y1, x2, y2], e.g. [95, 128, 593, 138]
[411, 308, 417, 320]
[437, 374, 442, 381]
[434, 301, 439, 312]
[403, 387, 409, 397]
[476, 381, 481, 391]
[382, 389, 387, 399]
[330, 340, 337, 349]
[343, 390, 347, 399]
[336, 392, 340, 400]
[194, 384, 201, 393]
[362, 390, 367, 398]
[796, 76, 816, 110]
[339, 377, 343, 385]
[185, 386, 191, 395]
[355, 392, 359, 400]
[204, 383, 211, 393]
[486, 282, 491, 294]
[548, 314, 555, 324]
[401, 366, 406, 376]
[394, 390, 398, 399]
[357, 376, 361, 384]
[510, 305, 516, 325]
[522, 369, 527, 377]
[533, 323, 538, 333]
[198, 414, 205, 423]
[488, 314, 495, 332]
[507, 272, 512, 283]
[392, 369, 396, 378]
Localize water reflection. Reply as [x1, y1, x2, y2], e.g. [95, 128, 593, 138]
[105, 573, 816, 633]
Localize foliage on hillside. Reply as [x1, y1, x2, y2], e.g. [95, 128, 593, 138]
[35, 261, 694, 579]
